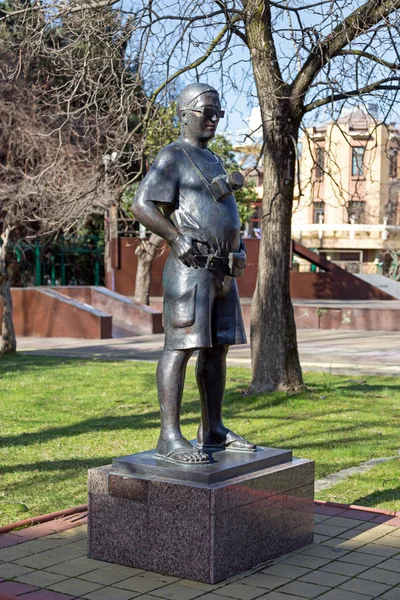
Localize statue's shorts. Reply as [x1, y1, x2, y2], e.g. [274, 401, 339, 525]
[162, 253, 247, 350]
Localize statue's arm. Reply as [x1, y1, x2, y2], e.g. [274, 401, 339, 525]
[131, 193, 179, 245]
[131, 149, 198, 268]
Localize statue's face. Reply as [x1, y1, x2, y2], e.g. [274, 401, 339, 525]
[183, 92, 221, 142]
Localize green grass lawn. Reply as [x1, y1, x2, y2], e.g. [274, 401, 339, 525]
[0, 354, 400, 525]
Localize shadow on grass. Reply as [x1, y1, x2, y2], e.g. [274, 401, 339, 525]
[0, 401, 375, 450]
[307, 382, 400, 395]
[0, 354, 86, 375]
[352, 487, 400, 508]
[0, 456, 113, 476]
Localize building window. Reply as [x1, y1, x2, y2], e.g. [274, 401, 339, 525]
[389, 148, 398, 178]
[313, 201, 325, 224]
[352, 147, 365, 177]
[315, 147, 325, 181]
[348, 200, 366, 224]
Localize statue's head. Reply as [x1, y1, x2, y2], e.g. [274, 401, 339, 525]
[177, 82, 224, 143]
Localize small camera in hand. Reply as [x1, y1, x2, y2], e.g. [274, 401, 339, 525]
[210, 171, 244, 201]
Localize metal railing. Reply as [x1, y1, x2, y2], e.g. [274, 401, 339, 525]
[292, 223, 400, 241]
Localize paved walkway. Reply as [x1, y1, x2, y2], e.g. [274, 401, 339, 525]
[0, 506, 400, 599]
[17, 330, 400, 376]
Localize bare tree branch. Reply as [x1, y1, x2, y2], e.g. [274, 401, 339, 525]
[291, 0, 400, 109]
[304, 77, 400, 112]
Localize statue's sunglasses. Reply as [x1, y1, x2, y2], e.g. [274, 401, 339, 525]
[181, 106, 225, 119]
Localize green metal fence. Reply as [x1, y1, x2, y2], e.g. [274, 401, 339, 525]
[11, 236, 104, 287]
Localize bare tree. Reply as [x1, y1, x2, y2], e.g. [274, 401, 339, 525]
[5, 0, 400, 390]
[0, 77, 110, 353]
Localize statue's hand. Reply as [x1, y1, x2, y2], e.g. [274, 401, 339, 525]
[170, 234, 198, 268]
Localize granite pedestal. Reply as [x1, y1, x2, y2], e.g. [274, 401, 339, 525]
[88, 446, 314, 584]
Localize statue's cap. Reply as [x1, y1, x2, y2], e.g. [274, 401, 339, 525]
[177, 83, 219, 114]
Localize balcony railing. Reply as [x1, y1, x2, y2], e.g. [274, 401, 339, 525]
[292, 223, 400, 241]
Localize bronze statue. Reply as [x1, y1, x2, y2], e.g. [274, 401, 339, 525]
[132, 83, 255, 464]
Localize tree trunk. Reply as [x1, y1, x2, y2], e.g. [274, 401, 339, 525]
[134, 233, 163, 305]
[245, 2, 303, 392]
[0, 228, 17, 356]
[249, 108, 303, 391]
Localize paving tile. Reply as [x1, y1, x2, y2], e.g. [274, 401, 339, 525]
[48, 577, 103, 597]
[42, 545, 86, 561]
[179, 579, 223, 592]
[147, 582, 204, 599]
[0, 563, 34, 580]
[188, 595, 231, 600]
[376, 557, 400, 572]
[370, 516, 400, 526]
[0, 545, 31, 562]
[113, 576, 167, 594]
[353, 523, 382, 532]
[83, 587, 140, 600]
[322, 538, 366, 551]
[260, 564, 311, 579]
[15, 570, 68, 587]
[239, 573, 291, 590]
[46, 522, 82, 534]
[250, 593, 306, 600]
[298, 570, 350, 587]
[46, 531, 81, 541]
[0, 581, 38, 596]
[313, 534, 331, 544]
[138, 573, 179, 584]
[130, 596, 169, 600]
[375, 535, 400, 548]
[109, 566, 145, 577]
[322, 517, 366, 528]
[0, 534, 24, 548]
[314, 506, 345, 517]
[386, 528, 400, 537]
[215, 582, 267, 599]
[314, 514, 332, 523]
[358, 566, 400, 586]
[314, 524, 350, 537]
[275, 580, 331, 598]
[17, 539, 66, 553]
[380, 587, 400, 600]
[315, 590, 372, 600]
[300, 545, 348, 559]
[319, 561, 368, 577]
[338, 510, 377, 521]
[338, 551, 385, 567]
[46, 557, 106, 577]
[347, 529, 388, 544]
[15, 554, 64, 569]
[79, 567, 133, 586]
[358, 543, 400, 558]
[18, 591, 76, 600]
[337, 529, 364, 540]
[62, 540, 87, 552]
[339, 576, 391, 597]
[360, 525, 399, 536]
[281, 554, 331, 569]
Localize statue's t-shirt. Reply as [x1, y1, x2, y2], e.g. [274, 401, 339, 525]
[135, 140, 241, 257]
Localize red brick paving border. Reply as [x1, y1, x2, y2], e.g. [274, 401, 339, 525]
[19, 591, 76, 599]
[0, 517, 88, 548]
[0, 583, 38, 597]
[314, 499, 400, 517]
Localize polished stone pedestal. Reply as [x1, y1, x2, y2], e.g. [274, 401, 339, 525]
[88, 446, 314, 583]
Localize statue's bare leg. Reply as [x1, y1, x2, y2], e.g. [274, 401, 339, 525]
[156, 348, 209, 463]
[196, 344, 256, 451]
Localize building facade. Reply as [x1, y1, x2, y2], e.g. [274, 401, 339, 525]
[292, 108, 400, 273]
